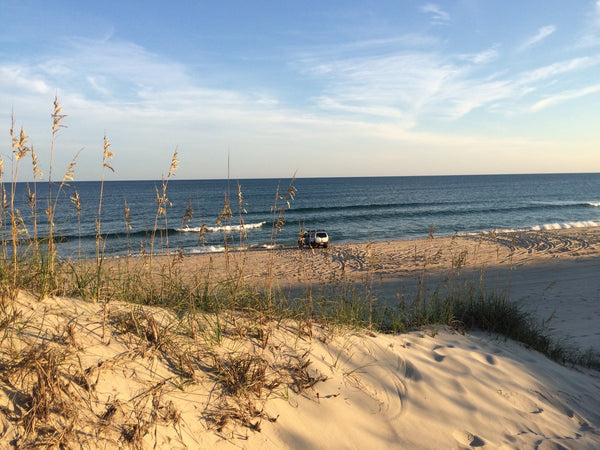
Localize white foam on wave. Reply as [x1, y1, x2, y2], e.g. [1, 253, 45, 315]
[533, 200, 600, 208]
[478, 220, 600, 235]
[187, 245, 227, 254]
[530, 220, 600, 231]
[177, 221, 267, 233]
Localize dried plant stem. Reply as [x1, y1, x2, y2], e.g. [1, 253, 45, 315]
[149, 149, 179, 276]
[0, 157, 6, 262]
[96, 135, 114, 283]
[97, 135, 114, 344]
[29, 146, 43, 256]
[70, 190, 82, 259]
[124, 199, 133, 265]
[267, 176, 297, 300]
[9, 114, 31, 286]
[47, 96, 67, 277]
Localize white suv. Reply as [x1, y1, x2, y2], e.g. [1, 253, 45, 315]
[298, 230, 329, 248]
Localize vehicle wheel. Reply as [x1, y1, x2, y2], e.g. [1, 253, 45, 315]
[323, 244, 328, 248]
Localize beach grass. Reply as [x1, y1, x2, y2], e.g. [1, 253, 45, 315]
[1, 99, 598, 446]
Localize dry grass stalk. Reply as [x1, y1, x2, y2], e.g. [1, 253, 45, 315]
[149, 148, 179, 275]
[28, 146, 43, 256]
[46, 96, 67, 279]
[266, 176, 297, 299]
[9, 117, 31, 283]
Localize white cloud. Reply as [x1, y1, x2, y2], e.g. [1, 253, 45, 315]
[518, 56, 596, 84]
[517, 25, 557, 51]
[458, 47, 500, 64]
[307, 52, 460, 119]
[471, 49, 499, 64]
[298, 28, 600, 128]
[0, 66, 50, 94]
[301, 46, 522, 123]
[420, 4, 450, 24]
[36, 37, 192, 101]
[86, 76, 111, 96]
[315, 96, 409, 122]
[577, 0, 600, 47]
[530, 84, 600, 111]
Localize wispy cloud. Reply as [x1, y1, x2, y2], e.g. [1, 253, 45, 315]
[302, 48, 519, 124]
[577, 0, 600, 47]
[530, 84, 600, 111]
[32, 37, 192, 102]
[518, 56, 596, 84]
[458, 47, 500, 65]
[420, 4, 450, 25]
[298, 33, 600, 126]
[0, 66, 50, 95]
[517, 25, 557, 51]
[304, 52, 463, 122]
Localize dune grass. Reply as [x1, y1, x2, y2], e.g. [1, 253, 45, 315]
[1, 99, 598, 446]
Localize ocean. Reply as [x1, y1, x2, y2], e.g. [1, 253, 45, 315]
[5, 173, 600, 259]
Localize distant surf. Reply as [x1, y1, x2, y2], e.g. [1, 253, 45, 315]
[477, 220, 600, 235]
[176, 221, 267, 233]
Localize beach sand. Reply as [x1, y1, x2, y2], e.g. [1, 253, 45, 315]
[180, 227, 600, 352]
[1, 228, 599, 448]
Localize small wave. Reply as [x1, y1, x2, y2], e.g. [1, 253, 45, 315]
[290, 201, 435, 214]
[530, 221, 600, 231]
[299, 202, 584, 226]
[479, 220, 600, 235]
[187, 245, 227, 254]
[533, 200, 600, 208]
[177, 221, 266, 233]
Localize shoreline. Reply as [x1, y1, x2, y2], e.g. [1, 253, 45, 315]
[173, 226, 600, 282]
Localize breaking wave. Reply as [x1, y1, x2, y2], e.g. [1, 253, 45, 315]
[530, 220, 600, 231]
[479, 220, 600, 235]
[177, 221, 267, 233]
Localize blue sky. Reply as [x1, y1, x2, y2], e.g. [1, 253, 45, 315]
[1, 1, 599, 180]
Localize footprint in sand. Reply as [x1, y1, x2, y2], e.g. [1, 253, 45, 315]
[497, 390, 543, 414]
[396, 357, 422, 382]
[470, 351, 496, 366]
[452, 429, 485, 447]
[433, 352, 446, 362]
[432, 345, 448, 362]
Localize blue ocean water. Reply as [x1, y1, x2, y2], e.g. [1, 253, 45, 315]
[5, 173, 600, 258]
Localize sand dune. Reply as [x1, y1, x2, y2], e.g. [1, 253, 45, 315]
[1, 228, 599, 448]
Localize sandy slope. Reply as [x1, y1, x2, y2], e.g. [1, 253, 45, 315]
[1, 228, 599, 448]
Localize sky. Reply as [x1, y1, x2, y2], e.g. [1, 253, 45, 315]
[1, 0, 599, 181]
